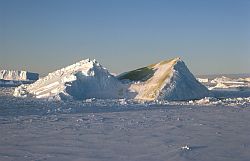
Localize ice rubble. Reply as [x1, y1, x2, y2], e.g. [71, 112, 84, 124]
[181, 145, 191, 150]
[196, 78, 209, 83]
[211, 76, 232, 84]
[197, 75, 250, 90]
[14, 57, 209, 101]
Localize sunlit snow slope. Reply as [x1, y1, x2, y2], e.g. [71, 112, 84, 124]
[118, 57, 209, 101]
[14, 59, 125, 100]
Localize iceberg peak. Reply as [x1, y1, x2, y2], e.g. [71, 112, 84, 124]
[118, 57, 209, 101]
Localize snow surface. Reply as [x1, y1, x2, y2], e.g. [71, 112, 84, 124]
[1, 87, 250, 161]
[2, 60, 250, 161]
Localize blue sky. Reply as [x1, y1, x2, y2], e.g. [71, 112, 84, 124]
[0, 0, 249, 75]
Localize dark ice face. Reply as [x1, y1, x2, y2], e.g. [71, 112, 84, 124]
[26, 72, 39, 81]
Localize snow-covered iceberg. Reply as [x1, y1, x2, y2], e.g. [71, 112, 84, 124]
[14, 57, 209, 101]
[118, 57, 209, 101]
[14, 59, 126, 100]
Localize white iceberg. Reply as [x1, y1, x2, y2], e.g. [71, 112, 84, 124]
[14, 59, 126, 100]
[14, 57, 209, 101]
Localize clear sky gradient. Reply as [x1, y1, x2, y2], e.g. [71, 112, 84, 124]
[0, 0, 249, 76]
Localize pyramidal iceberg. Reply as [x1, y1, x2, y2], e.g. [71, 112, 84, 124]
[14, 57, 209, 101]
[14, 59, 125, 100]
[118, 57, 209, 101]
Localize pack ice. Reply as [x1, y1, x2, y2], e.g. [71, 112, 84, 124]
[14, 57, 209, 101]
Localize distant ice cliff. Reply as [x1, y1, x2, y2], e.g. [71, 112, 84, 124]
[0, 70, 39, 81]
